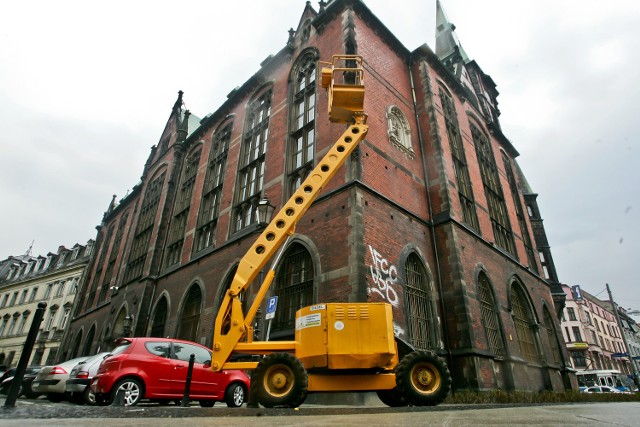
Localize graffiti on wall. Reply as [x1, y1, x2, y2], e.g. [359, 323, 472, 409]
[367, 244, 399, 307]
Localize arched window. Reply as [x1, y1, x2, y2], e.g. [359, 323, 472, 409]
[501, 151, 537, 273]
[543, 306, 562, 365]
[166, 146, 202, 267]
[150, 296, 168, 338]
[287, 52, 317, 197]
[477, 273, 505, 356]
[70, 329, 83, 359]
[440, 87, 478, 231]
[387, 106, 413, 156]
[113, 308, 127, 338]
[82, 324, 96, 356]
[194, 122, 232, 253]
[177, 285, 202, 342]
[273, 243, 314, 335]
[404, 253, 439, 349]
[124, 171, 166, 283]
[471, 123, 516, 256]
[233, 87, 273, 232]
[510, 282, 539, 362]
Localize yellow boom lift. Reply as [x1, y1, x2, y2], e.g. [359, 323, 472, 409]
[211, 55, 451, 408]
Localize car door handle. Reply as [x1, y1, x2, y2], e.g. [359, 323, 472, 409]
[174, 365, 184, 369]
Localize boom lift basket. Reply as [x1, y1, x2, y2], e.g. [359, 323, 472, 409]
[319, 55, 366, 124]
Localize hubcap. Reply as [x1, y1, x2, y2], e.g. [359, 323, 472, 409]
[119, 382, 140, 406]
[411, 363, 441, 394]
[264, 365, 294, 397]
[233, 385, 244, 406]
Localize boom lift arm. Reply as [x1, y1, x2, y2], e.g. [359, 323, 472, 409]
[210, 54, 451, 409]
[211, 55, 368, 371]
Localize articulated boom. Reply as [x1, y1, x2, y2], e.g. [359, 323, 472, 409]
[211, 55, 368, 371]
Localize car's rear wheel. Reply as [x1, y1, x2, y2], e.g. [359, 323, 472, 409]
[83, 386, 96, 405]
[225, 383, 246, 407]
[111, 378, 143, 407]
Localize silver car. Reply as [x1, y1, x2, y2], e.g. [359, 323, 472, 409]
[66, 353, 110, 404]
[32, 357, 88, 402]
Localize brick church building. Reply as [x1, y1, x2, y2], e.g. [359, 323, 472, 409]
[61, 0, 573, 393]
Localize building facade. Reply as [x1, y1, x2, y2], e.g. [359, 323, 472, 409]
[560, 285, 631, 374]
[0, 242, 93, 367]
[62, 0, 571, 393]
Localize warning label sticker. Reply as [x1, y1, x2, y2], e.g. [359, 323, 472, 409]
[295, 313, 322, 330]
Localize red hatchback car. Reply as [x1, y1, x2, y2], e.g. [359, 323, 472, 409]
[91, 337, 249, 407]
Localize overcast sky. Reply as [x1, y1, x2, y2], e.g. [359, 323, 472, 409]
[1, 1, 638, 310]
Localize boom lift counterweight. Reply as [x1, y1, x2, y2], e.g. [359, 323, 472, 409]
[211, 55, 451, 408]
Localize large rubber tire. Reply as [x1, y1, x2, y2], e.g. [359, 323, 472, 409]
[395, 350, 451, 406]
[225, 382, 246, 407]
[254, 352, 308, 408]
[111, 378, 144, 407]
[376, 387, 409, 407]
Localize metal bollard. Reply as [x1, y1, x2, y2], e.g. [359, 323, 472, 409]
[181, 354, 195, 407]
[246, 365, 260, 408]
[4, 302, 46, 408]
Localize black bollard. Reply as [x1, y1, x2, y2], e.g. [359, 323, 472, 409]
[246, 368, 260, 408]
[4, 302, 47, 408]
[181, 354, 195, 407]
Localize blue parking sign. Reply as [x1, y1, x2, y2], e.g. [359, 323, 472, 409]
[265, 296, 278, 319]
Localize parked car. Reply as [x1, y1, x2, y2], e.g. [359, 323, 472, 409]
[582, 385, 623, 393]
[66, 352, 110, 404]
[91, 337, 250, 407]
[32, 357, 88, 402]
[0, 366, 43, 398]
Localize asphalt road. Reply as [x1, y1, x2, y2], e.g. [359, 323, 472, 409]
[2, 398, 640, 426]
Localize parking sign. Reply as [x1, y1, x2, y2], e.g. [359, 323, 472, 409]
[265, 296, 278, 319]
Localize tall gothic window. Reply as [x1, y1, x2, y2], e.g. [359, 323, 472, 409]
[177, 285, 202, 342]
[85, 224, 113, 311]
[543, 306, 562, 365]
[478, 273, 505, 356]
[501, 152, 538, 273]
[233, 88, 272, 232]
[165, 148, 201, 267]
[150, 296, 168, 338]
[471, 124, 516, 256]
[99, 212, 128, 303]
[194, 123, 232, 253]
[273, 243, 314, 334]
[387, 106, 413, 156]
[439, 88, 478, 231]
[287, 55, 316, 197]
[510, 282, 539, 362]
[124, 172, 166, 283]
[404, 253, 439, 349]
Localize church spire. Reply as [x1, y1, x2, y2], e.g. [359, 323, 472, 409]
[435, 0, 469, 63]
